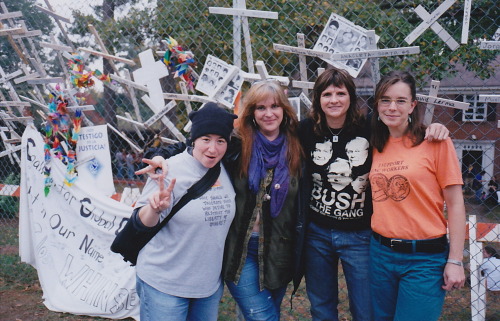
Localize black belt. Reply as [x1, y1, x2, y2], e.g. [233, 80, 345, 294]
[373, 232, 447, 254]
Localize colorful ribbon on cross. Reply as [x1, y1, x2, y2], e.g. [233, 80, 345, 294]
[162, 36, 197, 91]
[67, 53, 110, 88]
[43, 87, 82, 195]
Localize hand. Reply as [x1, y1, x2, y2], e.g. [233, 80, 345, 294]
[425, 123, 449, 141]
[442, 263, 465, 291]
[149, 177, 176, 214]
[135, 156, 168, 180]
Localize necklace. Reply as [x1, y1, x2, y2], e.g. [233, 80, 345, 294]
[327, 126, 344, 142]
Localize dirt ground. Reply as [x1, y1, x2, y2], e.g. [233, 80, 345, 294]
[1, 199, 498, 320]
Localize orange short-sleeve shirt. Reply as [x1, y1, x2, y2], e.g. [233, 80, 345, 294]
[370, 137, 463, 240]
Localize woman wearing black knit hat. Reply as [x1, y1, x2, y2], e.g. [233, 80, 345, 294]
[132, 102, 238, 321]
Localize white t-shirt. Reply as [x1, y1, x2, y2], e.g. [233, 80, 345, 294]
[482, 257, 500, 291]
[135, 150, 236, 298]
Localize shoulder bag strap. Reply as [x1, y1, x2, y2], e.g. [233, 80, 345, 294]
[156, 162, 221, 231]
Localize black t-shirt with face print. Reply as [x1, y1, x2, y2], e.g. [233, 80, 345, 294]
[299, 118, 372, 230]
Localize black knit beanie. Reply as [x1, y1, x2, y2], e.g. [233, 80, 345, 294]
[189, 103, 238, 143]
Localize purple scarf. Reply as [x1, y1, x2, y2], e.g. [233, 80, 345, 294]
[248, 131, 289, 218]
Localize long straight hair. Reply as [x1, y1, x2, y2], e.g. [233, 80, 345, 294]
[370, 70, 426, 152]
[310, 67, 364, 136]
[236, 81, 303, 177]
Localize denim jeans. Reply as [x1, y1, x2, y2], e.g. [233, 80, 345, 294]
[226, 234, 287, 321]
[136, 275, 223, 321]
[305, 222, 372, 321]
[369, 236, 448, 321]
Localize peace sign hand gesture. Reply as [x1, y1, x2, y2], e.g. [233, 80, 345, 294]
[150, 177, 176, 214]
[139, 176, 176, 227]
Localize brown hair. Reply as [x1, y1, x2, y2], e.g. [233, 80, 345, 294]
[236, 81, 302, 177]
[310, 67, 363, 136]
[370, 70, 426, 152]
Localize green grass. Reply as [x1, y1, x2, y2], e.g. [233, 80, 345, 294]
[0, 254, 38, 289]
[0, 220, 18, 246]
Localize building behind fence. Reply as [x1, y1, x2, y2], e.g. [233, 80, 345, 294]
[0, 0, 499, 320]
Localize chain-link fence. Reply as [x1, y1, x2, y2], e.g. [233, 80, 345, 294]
[1, 0, 499, 320]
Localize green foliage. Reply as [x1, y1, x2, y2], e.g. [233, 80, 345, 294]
[70, 0, 498, 88]
[0, 173, 20, 219]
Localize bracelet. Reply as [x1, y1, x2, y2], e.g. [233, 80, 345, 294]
[447, 259, 463, 267]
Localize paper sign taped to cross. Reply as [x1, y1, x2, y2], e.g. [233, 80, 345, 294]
[479, 41, 500, 50]
[313, 13, 377, 78]
[216, 70, 244, 109]
[195, 55, 238, 98]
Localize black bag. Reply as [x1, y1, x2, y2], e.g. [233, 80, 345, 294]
[111, 163, 221, 265]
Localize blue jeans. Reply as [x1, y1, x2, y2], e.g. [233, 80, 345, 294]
[226, 234, 287, 321]
[305, 222, 372, 321]
[136, 275, 223, 321]
[369, 236, 447, 321]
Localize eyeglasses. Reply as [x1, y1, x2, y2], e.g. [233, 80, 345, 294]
[378, 98, 411, 107]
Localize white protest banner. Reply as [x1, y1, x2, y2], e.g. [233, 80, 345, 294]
[19, 125, 139, 320]
[76, 125, 115, 196]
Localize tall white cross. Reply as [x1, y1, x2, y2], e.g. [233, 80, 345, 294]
[209, 0, 278, 73]
[416, 80, 469, 125]
[133, 49, 169, 111]
[404, 0, 459, 51]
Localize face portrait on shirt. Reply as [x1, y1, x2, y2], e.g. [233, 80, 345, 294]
[327, 158, 352, 191]
[312, 141, 333, 166]
[345, 137, 369, 167]
[352, 172, 369, 194]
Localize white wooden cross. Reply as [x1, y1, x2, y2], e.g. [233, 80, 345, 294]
[131, 49, 186, 140]
[78, 47, 136, 67]
[328, 46, 420, 61]
[37, 0, 76, 51]
[0, 65, 23, 109]
[416, 80, 469, 125]
[124, 111, 145, 141]
[253, 60, 289, 86]
[0, 26, 23, 36]
[0, 122, 21, 164]
[0, 3, 32, 64]
[468, 215, 500, 321]
[209, 0, 278, 73]
[273, 43, 332, 61]
[13, 20, 44, 75]
[106, 123, 142, 153]
[122, 69, 143, 122]
[39, 36, 72, 80]
[365, 31, 381, 87]
[461, 0, 473, 44]
[141, 95, 185, 143]
[143, 100, 177, 128]
[220, 60, 289, 89]
[133, 49, 169, 111]
[296, 34, 308, 96]
[12, 20, 42, 40]
[405, 0, 460, 51]
[478, 95, 500, 103]
[13, 64, 40, 85]
[273, 33, 333, 94]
